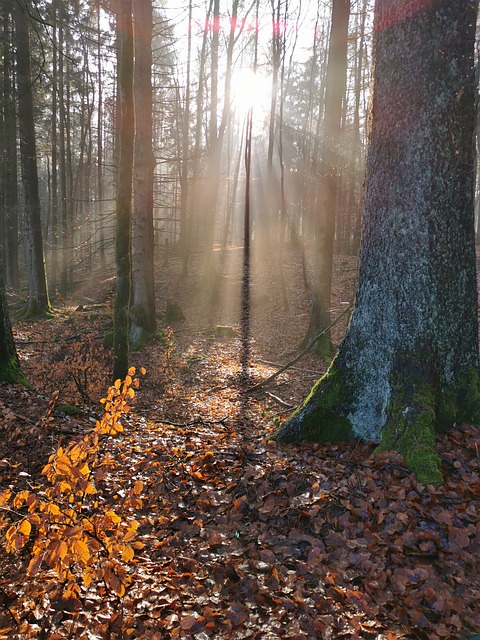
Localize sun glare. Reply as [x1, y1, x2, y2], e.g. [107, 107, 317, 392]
[230, 68, 271, 121]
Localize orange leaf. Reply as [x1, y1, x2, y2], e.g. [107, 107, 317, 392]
[18, 520, 31, 537]
[27, 554, 43, 577]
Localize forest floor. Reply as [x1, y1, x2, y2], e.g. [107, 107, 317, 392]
[0, 244, 479, 639]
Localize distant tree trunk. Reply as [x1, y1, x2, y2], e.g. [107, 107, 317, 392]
[182, 0, 212, 277]
[2, 4, 19, 289]
[202, 0, 240, 290]
[276, 8, 289, 312]
[348, 0, 368, 255]
[58, 19, 69, 296]
[178, 0, 193, 253]
[50, 17, 59, 290]
[275, 0, 480, 487]
[113, 0, 134, 381]
[97, 0, 106, 270]
[202, 0, 221, 288]
[130, 0, 156, 346]
[15, 0, 50, 316]
[303, 0, 350, 354]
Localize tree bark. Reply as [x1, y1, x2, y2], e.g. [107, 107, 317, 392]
[130, 0, 156, 346]
[0, 257, 26, 384]
[113, 0, 134, 381]
[303, 0, 350, 354]
[15, 0, 50, 316]
[50, 15, 59, 290]
[275, 0, 480, 486]
[2, 4, 19, 289]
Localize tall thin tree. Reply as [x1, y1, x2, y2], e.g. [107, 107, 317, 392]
[113, 0, 134, 380]
[303, 0, 350, 353]
[15, 0, 51, 316]
[130, 0, 156, 345]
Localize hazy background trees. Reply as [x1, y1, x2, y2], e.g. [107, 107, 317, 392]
[10, 0, 480, 373]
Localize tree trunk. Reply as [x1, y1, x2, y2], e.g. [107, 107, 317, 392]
[2, 4, 19, 289]
[130, 0, 156, 346]
[178, 0, 193, 253]
[303, 0, 350, 354]
[15, 0, 50, 316]
[113, 0, 134, 381]
[50, 16, 59, 290]
[97, 0, 106, 270]
[0, 259, 26, 384]
[275, 0, 480, 487]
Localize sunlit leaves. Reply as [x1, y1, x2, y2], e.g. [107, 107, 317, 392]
[0, 369, 145, 624]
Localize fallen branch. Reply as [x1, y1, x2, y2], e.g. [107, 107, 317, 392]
[258, 359, 324, 376]
[265, 392, 294, 408]
[247, 303, 353, 393]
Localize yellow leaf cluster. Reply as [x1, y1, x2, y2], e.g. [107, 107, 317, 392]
[1, 368, 146, 603]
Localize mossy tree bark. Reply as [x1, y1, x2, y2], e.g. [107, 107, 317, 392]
[275, 0, 480, 486]
[0, 260, 26, 385]
[113, 0, 134, 381]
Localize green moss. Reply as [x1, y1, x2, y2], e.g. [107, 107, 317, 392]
[455, 367, 480, 423]
[376, 384, 443, 486]
[56, 403, 83, 417]
[103, 331, 114, 348]
[16, 302, 54, 320]
[274, 367, 353, 443]
[0, 357, 30, 387]
[436, 367, 480, 431]
[129, 304, 146, 328]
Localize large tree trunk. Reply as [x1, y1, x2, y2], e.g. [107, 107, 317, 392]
[275, 0, 480, 486]
[130, 0, 156, 346]
[15, 0, 50, 316]
[113, 0, 134, 381]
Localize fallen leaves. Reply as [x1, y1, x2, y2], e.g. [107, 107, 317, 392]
[1, 251, 479, 638]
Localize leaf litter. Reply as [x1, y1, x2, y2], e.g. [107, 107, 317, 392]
[0, 247, 479, 639]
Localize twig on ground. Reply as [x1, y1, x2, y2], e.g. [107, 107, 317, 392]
[265, 392, 294, 408]
[258, 359, 325, 376]
[247, 303, 353, 393]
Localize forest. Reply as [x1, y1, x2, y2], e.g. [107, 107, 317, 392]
[0, 0, 480, 638]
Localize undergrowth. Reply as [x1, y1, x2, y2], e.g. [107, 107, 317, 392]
[0, 367, 145, 637]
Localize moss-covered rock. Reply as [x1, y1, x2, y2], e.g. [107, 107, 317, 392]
[56, 403, 83, 417]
